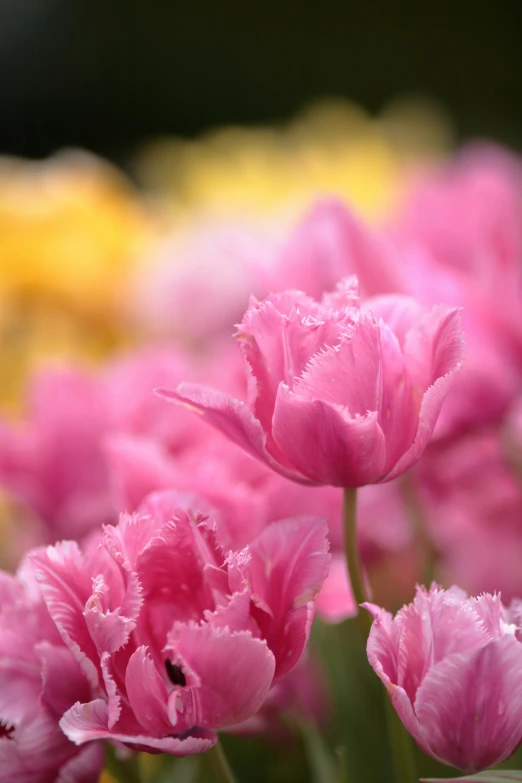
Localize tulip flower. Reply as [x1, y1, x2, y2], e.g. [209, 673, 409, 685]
[159, 277, 464, 488]
[0, 565, 103, 782]
[365, 585, 522, 773]
[31, 493, 330, 755]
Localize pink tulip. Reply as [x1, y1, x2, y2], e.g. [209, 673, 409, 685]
[365, 585, 522, 773]
[159, 278, 464, 487]
[0, 565, 103, 783]
[30, 493, 330, 755]
[105, 427, 411, 623]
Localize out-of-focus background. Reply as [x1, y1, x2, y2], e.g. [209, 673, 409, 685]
[1, 0, 521, 161]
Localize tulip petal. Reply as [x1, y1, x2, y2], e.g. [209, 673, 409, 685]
[246, 516, 330, 677]
[157, 384, 307, 482]
[272, 387, 386, 486]
[60, 699, 215, 755]
[30, 542, 100, 688]
[167, 624, 275, 729]
[125, 647, 172, 736]
[415, 636, 522, 773]
[385, 307, 465, 480]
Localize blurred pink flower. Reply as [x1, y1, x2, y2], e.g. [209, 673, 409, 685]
[365, 584, 522, 773]
[0, 564, 103, 783]
[0, 345, 246, 550]
[419, 429, 522, 601]
[0, 368, 113, 545]
[390, 143, 522, 433]
[160, 278, 464, 487]
[31, 494, 330, 755]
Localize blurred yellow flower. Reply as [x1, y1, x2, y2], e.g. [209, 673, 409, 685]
[0, 150, 159, 411]
[0, 150, 155, 315]
[134, 97, 453, 223]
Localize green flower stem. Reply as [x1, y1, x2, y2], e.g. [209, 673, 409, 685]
[342, 486, 417, 783]
[400, 472, 437, 587]
[104, 743, 142, 783]
[385, 697, 418, 783]
[342, 488, 372, 637]
[202, 740, 237, 783]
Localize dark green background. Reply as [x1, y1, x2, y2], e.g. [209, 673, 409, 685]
[1, 0, 521, 160]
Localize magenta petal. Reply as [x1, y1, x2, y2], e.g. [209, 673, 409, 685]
[168, 624, 275, 729]
[415, 636, 522, 772]
[125, 647, 172, 736]
[157, 384, 306, 481]
[272, 386, 386, 486]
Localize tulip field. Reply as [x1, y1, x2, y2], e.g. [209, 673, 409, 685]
[1, 106, 522, 782]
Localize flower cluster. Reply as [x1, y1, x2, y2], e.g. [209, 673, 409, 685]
[1, 136, 522, 781]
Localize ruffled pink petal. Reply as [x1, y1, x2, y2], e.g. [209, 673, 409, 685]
[203, 591, 252, 632]
[83, 572, 141, 656]
[238, 291, 350, 429]
[167, 624, 275, 729]
[415, 636, 522, 772]
[294, 316, 383, 413]
[100, 652, 122, 730]
[272, 387, 386, 486]
[157, 384, 306, 482]
[246, 516, 330, 677]
[30, 542, 100, 689]
[125, 647, 172, 736]
[393, 585, 489, 704]
[60, 699, 215, 755]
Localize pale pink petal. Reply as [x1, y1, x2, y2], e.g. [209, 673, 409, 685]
[415, 636, 522, 772]
[393, 585, 488, 703]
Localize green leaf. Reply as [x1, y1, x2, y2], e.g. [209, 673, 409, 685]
[422, 771, 522, 782]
